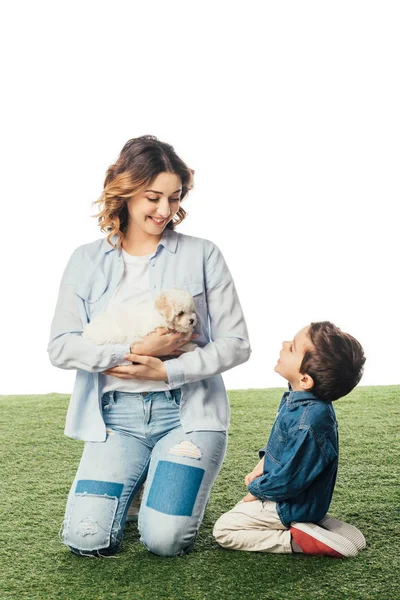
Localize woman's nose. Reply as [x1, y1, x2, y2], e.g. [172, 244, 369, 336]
[157, 199, 171, 218]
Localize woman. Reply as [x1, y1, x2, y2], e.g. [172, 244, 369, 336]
[48, 135, 251, 557]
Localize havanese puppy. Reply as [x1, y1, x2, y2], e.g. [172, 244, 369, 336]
[82, 288, 197, 352]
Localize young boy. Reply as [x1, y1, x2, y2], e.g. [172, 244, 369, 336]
[213, 321, 366, 558]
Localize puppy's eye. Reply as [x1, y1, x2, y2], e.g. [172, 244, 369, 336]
[177, 311, 184, 317]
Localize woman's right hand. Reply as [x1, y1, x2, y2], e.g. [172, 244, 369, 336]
[130, 328, 198, 358]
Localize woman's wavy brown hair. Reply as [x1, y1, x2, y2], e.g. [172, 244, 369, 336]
[94, 135, 194, 247]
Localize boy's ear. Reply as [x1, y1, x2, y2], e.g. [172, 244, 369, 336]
[299, 373, 314, 391]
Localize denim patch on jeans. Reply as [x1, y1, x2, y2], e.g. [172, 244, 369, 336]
[146, 461, 205, 516]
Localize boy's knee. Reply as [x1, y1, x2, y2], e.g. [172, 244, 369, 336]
[213, 511, 241, 547]
[213, 514, 229, 545]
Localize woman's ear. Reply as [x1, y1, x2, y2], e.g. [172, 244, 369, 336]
[299, 373, 314, 391]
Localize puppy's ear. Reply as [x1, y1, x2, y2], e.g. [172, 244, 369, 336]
[154, 292, 174, 323]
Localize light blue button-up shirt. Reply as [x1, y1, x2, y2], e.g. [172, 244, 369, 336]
[48, 229, 251, 441]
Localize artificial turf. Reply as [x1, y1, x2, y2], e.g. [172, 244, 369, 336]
[0, 386, 399, 600]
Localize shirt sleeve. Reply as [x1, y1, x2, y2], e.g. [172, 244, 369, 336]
[163, 242, 251, 388]
[247, 427, 337, 501]
[47, 249, 130, 372]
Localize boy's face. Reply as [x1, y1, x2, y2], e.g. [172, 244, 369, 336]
[274, 326, 314, 391]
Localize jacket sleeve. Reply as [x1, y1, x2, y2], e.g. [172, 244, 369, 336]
[247, 427, 337, 501]
[47, 248, 130, 372]
[163, 242, 251, 387]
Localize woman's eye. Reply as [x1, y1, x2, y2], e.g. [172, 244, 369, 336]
[147, 197, 180, 202]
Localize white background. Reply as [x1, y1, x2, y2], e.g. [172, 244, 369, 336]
[0, 1, 398, 395]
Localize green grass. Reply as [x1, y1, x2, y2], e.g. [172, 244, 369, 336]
[1, 386, 399, 600]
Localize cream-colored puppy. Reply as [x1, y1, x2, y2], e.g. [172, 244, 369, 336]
[82, 288, 197, 351]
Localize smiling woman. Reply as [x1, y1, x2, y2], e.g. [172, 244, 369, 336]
[94, 136, 192, 251]
[48, 135, 251, 558]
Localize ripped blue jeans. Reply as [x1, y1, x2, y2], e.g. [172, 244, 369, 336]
[62, 389, 227, 557]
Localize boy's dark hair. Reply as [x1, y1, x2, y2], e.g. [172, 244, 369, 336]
[300, 321, 366, 402]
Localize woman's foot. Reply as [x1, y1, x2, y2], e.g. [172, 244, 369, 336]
[290, 522, 358, 557]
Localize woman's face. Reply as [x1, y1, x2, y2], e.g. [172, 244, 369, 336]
[126, 172, 182, 237]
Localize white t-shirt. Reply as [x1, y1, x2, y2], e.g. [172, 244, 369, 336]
[101, 249, 169, 394]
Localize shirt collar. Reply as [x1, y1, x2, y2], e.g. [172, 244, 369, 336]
[157, 227, 178, 253]
[100, 228, 178, 255]
[101, 234, 119, 253]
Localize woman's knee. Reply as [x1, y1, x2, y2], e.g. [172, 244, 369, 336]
[140, 520, 197, 557]
[65, 541, 121, 557]
[62, 515, 122, 556]
[62, 484, 124, 556]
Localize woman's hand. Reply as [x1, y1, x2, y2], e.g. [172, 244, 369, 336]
[130, 328, 198, 358]
[102, 354, 168, 381]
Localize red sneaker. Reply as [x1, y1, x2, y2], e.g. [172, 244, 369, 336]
[290, 522, 358, 558]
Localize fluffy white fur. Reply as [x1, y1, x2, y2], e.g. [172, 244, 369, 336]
[82, 288, 197, 351]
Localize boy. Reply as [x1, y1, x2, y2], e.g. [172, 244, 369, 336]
[213, 321, 366, 557]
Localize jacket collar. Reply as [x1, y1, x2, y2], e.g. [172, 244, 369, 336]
[101, 228, 178, 255]
[283, 384, 318, 404]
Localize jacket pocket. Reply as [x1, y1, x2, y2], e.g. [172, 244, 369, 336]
[75, 277, 109, 323]
[265, 425, 287, 466]
[184, 282, 203, 296]
[184, 282, 206, 310]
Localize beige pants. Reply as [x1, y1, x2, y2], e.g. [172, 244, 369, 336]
[213, 499, 292, 553]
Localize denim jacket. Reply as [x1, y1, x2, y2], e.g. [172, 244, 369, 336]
[248, 389, 339, 527]
[48, 229, 251, 441]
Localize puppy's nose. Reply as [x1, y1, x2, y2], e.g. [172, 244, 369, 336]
[189, 319, 194, 325]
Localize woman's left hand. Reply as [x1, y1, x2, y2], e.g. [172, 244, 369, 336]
[102, 353, 168, 381]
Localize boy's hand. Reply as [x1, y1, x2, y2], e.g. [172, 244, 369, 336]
[243, 492, 258, 502]
[244, 471, 259, 486]
[244, 456, 265, 486]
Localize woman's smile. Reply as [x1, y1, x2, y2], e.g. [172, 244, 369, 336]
[147, 216, 168, 226]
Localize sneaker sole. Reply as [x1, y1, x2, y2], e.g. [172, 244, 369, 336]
[318, 515, 366, 551]
[291, 522, 358, 557]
